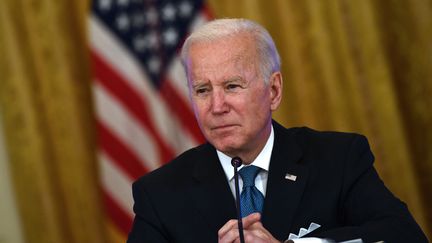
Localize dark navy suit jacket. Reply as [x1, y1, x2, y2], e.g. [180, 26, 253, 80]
[127, 121, 427, 243]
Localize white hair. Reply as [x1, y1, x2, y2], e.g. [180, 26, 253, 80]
[180, 18, 281, 83]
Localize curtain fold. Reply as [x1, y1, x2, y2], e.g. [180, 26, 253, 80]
[0, 0, 106, 242]
[0, 0, 431, 242]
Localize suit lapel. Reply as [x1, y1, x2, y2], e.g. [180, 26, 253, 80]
[262, 123, 309, 241]
[185, 124, 309, 240]
[189, 144, 237, 233]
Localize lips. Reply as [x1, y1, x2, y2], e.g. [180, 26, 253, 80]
[211, 124, 238, 131]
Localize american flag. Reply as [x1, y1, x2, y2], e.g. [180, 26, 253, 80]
[89, 0, 210, 238]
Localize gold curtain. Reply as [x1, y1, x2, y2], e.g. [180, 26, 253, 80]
[0, 0, 106, 242]
[0, 0, 430, 243]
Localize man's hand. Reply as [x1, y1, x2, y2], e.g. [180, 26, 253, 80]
[218, 213, 281, 243]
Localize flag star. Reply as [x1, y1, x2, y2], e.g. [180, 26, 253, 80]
[146, 7, 159, 25]
[133, 35, 146, 52]
[98, 0, 112, 11]
[179, 1, 192, 18]
[132, 12, 145, 28]
[145, 31, 159, 49]
[161, 3, 176, 21]
[116, 13, 130, 31]
[163, 28, 178, 46]
[147, 56, 161, 74]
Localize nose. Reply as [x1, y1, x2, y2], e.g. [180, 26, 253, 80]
[210, 89, 229, 115]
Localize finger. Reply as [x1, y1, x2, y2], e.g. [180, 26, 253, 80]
[247, 228, 268, 240]
[244, 227, 280, 243]
[232, 230, 262, 243]
[246, 219, 265, 230]
[242, 229, 268, 243]
[218, 228, 239, 243]
[249, 223, 274, 240]
[218, 219, 239, 239]
[241, 213, 261, 228]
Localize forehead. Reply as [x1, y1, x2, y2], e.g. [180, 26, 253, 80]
[187, 34, 258, 80]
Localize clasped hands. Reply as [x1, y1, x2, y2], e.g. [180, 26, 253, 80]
[218, 213, 285, 243]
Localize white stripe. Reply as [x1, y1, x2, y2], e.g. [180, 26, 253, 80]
[165, 59, 200, 153]
[94, 82, 161, 170]
[99, 151, 134, 218]
[166, 12, 210, 113]
[90, 15, 198, 155]
[167, 57, 191, 105]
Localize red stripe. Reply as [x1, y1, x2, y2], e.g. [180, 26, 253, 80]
[159, 79, 205, 144]
[91, 50, 175, 163]
[92, 8, 212, 241]
[102, 189, 133, 235]
[165, 11, 209, 145]
[202, 3, 214, 19]
[98, 120, 148, 180]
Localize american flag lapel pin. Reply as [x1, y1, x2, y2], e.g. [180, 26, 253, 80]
[285, 173, 297, 181]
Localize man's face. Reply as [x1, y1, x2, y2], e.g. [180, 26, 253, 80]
[186, 34, 282, 160]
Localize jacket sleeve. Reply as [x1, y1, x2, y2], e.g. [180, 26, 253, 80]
[312, 135, 428, 243]
[127, 180, 170, 243]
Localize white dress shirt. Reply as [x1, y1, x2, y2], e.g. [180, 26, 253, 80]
[217, 126, 274, 199]
[216, 126, 332, 243]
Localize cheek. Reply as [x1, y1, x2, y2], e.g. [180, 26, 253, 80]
[192, 101, 209, 122]
[243, 94, 271, 121]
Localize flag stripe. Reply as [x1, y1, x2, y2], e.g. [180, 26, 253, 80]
[94, 82, 161, 170]
[98, 121, 148, 179]
[92, 51, 175, 163]
[166, 57, 190, 103]
[99, 151, 134, 218]
[90, 1, 212, 239]
[103, 189, 133, 235]
[160, 79, 205, 142]
[90, 17, 200, 155]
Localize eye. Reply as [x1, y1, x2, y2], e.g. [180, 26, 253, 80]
[196, 88, 208, 94]
[194, 86, 210, 96]
[226, 83, 241, 91]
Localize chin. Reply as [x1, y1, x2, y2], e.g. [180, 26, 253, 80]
[212, 141, 242, 155]
[207, 133, 244, 151]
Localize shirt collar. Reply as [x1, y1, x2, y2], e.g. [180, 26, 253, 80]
[217, 125, 274, 181]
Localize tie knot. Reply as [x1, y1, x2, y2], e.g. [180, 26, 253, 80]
[238, 165, 261, 187]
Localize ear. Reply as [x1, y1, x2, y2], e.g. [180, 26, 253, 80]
[269, 71, 283, 111]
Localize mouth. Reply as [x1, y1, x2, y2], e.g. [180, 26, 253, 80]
[211, 124, 239, 131]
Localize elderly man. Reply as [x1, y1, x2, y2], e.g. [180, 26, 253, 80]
[127, 18, 427, 243]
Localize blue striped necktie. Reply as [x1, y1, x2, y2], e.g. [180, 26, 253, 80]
[238, 165, 264, 218]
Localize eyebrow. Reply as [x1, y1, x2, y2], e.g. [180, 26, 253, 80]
[191, 80, 210, 89]
[190, 76, 246, 89]
[224, 76, 243, 83]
